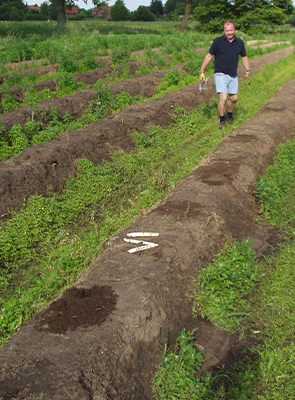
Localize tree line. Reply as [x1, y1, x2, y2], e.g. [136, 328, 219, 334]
[0, 0, 294, 32]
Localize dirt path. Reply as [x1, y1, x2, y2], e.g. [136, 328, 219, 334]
[0, 47, 293, 219]
[1, 65, 295, 399]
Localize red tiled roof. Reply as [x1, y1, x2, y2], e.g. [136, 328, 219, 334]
[65, 5, 79, 15]
[28, 5, 41, 11]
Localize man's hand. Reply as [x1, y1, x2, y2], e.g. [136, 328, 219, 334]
[199, 71, 206, 83]
[245, 71, 252, 85]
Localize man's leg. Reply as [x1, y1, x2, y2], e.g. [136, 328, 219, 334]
[218, 92, 228, 117]
[218, 92, 227, 129]
[228, 94, 238, 113]
[226, 94, 238, 123]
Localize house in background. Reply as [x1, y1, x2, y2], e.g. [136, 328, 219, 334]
[65, 5, 79, 17]
[27, 5, 41, 12]
[92, 6, 111, 19]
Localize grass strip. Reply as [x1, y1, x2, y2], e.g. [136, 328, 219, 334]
[209, 139, 295, 399]
[0, 52, 295, 346]
[153, 136, 295, 399]
[194, 238, 258, 331]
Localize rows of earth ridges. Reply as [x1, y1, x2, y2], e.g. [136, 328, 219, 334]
[1, 73, 295, 400]
[0, 53, 174, 105]
[0, 47, 166, 85]
[0, 47, 293, 219]
[0, 56, 183, 134]
[0, 43, 287, 132]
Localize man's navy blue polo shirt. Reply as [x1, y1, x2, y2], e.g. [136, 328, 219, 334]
[209, 35, 247, 77]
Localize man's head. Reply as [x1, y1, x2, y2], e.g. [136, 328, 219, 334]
[224, 21, 236, 41]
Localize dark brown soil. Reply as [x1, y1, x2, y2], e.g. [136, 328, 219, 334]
[37, 286, 118, 335]
[0, 47, 295, 399]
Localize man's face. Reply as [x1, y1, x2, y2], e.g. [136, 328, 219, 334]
[224, 23, 235, 40]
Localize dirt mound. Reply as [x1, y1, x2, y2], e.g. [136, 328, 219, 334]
[1, 58, 295, 399]
[0, 47, 293, 220]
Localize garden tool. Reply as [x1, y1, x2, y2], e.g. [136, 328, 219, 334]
[199, 72, 208, 93]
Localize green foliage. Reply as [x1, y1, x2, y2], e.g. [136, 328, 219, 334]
[237, 7, 289, 32]
[0, 92, 20, 113]
[290, 13, 295, 26]
[111, 46, 131, 65]
[193, 0, 293, 32]
[112, 91, 133, 112]
[111, 0, 130, 21]
[150, 0, 164, 16]
[133, 5, 156, 21]
[152, 330, 208, 399]
[255, 140, 295, 225]
[157, 69, 182, 91]
[194, 239, 258, 330]
[56, 73, 86, 96]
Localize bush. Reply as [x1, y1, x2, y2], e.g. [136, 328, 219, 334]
[133, 5, 156, 21]
[290, 14, 295, 27]
[111, 0, 130, 21]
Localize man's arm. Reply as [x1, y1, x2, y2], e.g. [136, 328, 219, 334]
[241, 55, 250, 72]
[200, 53, 213, 72]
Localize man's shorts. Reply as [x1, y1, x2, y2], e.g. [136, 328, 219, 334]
[214, 73, 238, 94]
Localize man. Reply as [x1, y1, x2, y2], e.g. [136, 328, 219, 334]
[199, 21, 251, 129]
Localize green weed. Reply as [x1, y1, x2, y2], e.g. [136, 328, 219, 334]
[152, 330, 208, 400]
[255, 140, 295, 226]
[194, 239, 258, 330]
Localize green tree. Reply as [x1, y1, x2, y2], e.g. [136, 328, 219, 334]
[273, 0, 294, 14]
[0, 0, 28, 20]
[164, 0, 178, 13]
[51, 0, 107, 25]
[40, 1, 57, 19]
[9, 6, 25, 20]
[194, 0, 231, 24]
[164, 0, 198, 15]
[111, 0, 129, 20]
[193, 0, 293, 32]
[150, 0, 164, 16]
[133, 5, 156, 20]
[0, 2, 10, 19]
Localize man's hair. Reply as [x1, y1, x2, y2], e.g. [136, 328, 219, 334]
[224, 21, 236, 29]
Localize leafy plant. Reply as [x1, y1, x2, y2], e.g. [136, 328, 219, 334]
[152, 330, 208, 400]
[194, 239, 258, 330]
[255, 140, 295, 225]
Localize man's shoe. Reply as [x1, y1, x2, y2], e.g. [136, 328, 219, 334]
[225, 115, 233, 124]
[219, 121, 225, 130]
